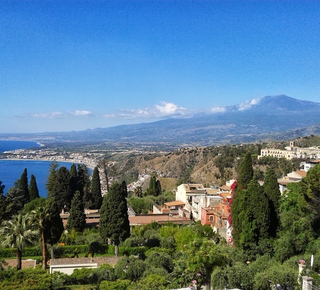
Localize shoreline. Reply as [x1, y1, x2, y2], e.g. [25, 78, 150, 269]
[0, 157, 96, 170]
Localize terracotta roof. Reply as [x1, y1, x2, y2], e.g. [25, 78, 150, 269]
[129, 214, 192, 225]
[164, 201, 185, 206]
[219, 185, 231, 191]
[295, 170, 307, 177]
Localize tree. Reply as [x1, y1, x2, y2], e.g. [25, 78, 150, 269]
[78, 164, 91, 208]
[18, 168, 30, 204]
[89, 166, 103, 209]
[5, 186, 25, 218]
[67, 191, 86, 232]
[0, 180, 6, 224]
[30, 206, 51, 269]
[264, 168, 281, 237]
[46, 161, 59, 196]
[29, 174, 40, 200]
[99, 182, 130, 256]
[0, 213, 38, 270]
[48, 166, 72, 210]
[44, 197, 64, 259]
[99, 159, 110, 192]
[237, 152, 253, 190]
[275, 182, 315, 261]
[238, 178, 271, 256]
[69, 163, 78, 194]
[147, 172, 162, 196]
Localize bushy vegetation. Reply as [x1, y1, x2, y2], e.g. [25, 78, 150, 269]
[2, 138, 320, 289]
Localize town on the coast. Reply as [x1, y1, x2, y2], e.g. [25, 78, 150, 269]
[1, 138, 320, 289]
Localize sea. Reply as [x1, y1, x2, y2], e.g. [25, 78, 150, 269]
[0, 140, 74, 197]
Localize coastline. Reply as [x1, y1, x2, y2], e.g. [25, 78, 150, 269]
[0, 157, 96, 170]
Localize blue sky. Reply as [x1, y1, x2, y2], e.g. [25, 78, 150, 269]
[1, 0, 319, 133]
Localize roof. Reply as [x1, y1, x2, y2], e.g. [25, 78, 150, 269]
[50, 257, 119, 266]
[295, 170, 307, 178]
[3, 259, 36, 269]
[219, 185, 231, 191]
[164, 201, 185, 206]
[129, 214, 192, 225]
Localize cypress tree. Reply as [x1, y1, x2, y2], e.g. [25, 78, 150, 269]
[90, 166, 102, 209]
[46, 161, 59, 196]
[29, 174, 40, 200]
[69, 163, 78, 194]
[264, 168, 281, 237]
[78, 164, 91, 206]
[235, 178, 271, 257]
[0, 180, 6, 223]
[237, 152, 253, 190]
[18, 168, 30, 204]
[44, 197, 64, 258]
[99, 181, 130, 256]
[67, 191, 86, 232]
[48, 166, 72, 211]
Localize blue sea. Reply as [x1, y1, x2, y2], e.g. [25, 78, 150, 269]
[0, 141, 74, 197]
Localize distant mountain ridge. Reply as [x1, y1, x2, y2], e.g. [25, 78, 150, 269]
[2, 95, 320, 146]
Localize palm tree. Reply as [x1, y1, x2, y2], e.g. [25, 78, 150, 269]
[30, 207, 50, 269]
[0, 213, 38, 270]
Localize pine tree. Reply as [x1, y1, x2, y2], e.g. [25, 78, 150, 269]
[18, 168, 30, 204]
[264, 168, 281, 237]
[90, 166, 102, 209]
[67, 191, 86, 232]
[99, 182, 130, 256]
[29, 174, 40, 200]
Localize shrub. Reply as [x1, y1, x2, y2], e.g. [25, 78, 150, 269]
[0, 267, 52, 289]
[99, 279, 131, 290]
[0, 247, 41, 258]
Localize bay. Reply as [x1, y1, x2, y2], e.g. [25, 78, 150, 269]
[0, 140, 74, 197]
[0, 160, 75, 197]
[0, 140, 40, 153]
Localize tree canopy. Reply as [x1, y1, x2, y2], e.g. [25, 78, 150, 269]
[99, 181, 130, 255]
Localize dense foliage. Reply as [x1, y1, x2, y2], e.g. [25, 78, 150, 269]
[100, 182, 130, 256]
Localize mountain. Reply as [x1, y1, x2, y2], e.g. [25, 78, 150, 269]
[3, 95, 320, 147]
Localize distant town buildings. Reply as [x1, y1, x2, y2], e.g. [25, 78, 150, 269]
[259, 141, 320, 160]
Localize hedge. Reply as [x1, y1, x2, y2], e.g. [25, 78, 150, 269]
[0, 247, 41, 258]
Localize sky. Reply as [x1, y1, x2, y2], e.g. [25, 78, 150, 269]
[1, 0, 319, 133]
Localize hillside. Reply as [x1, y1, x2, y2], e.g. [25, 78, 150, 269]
[108, 137, 311, 188]
[2, 95, 320, 147]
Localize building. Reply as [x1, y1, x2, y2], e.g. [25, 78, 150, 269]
[175, 184, 221, 221]
[259, 141, 320, 160]
[49, 257, 119, 275]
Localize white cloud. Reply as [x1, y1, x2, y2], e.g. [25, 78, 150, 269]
[31, 111, 64, 118]
[211, 106, 226, 113]
[155, 102, 179, 115]
[237, 97, 262, 111]
[72, 110, 93, 117]
[31, 110, 93, 119]
[104, 101, 188, 119]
